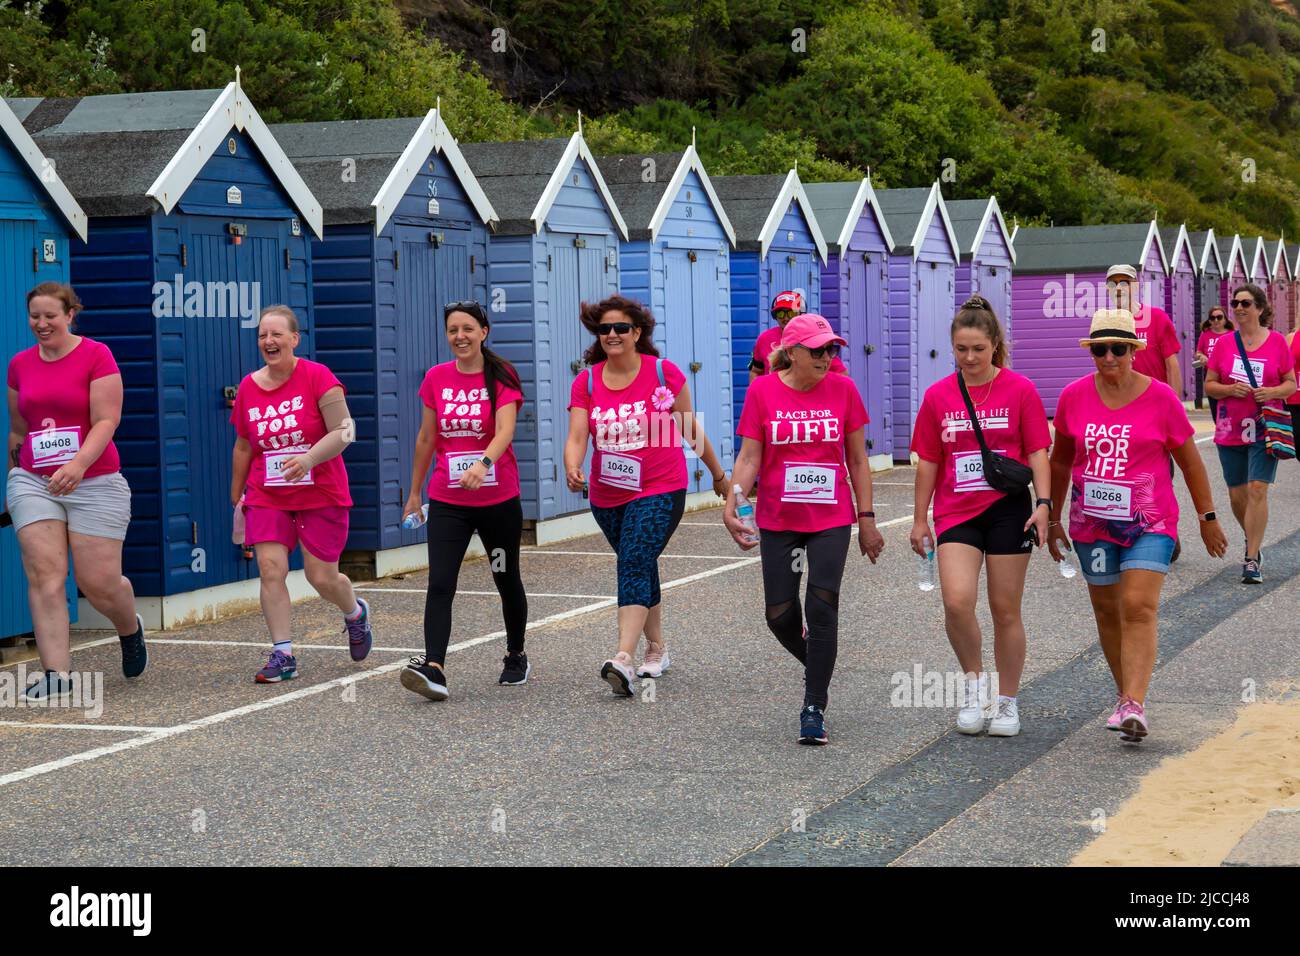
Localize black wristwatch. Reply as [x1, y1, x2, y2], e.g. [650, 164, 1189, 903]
[1035, 497, 1052, 510]
[479, 455, 493, 468]
[857, 510, 875, 519]
[1200, 511, 1217, 523]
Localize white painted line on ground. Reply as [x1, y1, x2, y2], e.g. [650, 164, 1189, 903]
[0, 721, 172, 734]
[356, 587, 614, 599]
[520, 550, 741, 560]
[0, 511, 919, 789]
[139, 638, 426, 653]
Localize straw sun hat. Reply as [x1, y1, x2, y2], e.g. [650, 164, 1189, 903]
[1078, 308, 1147, 350]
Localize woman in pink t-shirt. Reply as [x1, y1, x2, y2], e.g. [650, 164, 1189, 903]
[399, 301, 528, 701]
[748, 290, 847, 379]
[724, 314, 885, 745]
[909, 296, 1052, 739]
[565, 295, 728, 696]
[1047, 309, 1226, 744]
[1204, 284, 1296, 583]
[1194, 307, 1231, 422]
[4, 282, 146, 699]
[230, 305, 373, 684]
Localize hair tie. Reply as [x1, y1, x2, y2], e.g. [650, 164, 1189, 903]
[960, 297, 987, 311]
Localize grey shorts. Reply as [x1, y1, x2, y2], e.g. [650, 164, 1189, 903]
[5, 468, 132, 540]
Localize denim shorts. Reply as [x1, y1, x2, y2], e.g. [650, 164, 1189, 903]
[1217, 439, 1277, 488]
[1077, 533, 1177, 586]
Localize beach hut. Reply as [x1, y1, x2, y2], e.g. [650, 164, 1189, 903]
[1247, 236, 1271, 290]
[946, 196, 1015, 335]
[1268, 239, 1292, 336]
[1216, 234, 1249, 310]
[595, 145, 737, 495]
[1289, 244, 1300, 334]
[1189, 229, 1224, 330]
[1009, 221, 1168, 414]
[710, 171, 826, 434]
[875, 182, 961, 460]
[458, 133, 628, 523]
[1160, 224, 1198, 399]
[0, 98, 87, 642]
[803, 178, 894, 464]
[11, 78, 323, 627]
[270, 111, 496, 575]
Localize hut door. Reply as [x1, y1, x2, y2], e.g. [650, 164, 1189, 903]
[549, 240, 589, 516]
[849, 254, 889, 457]
[664, 247, 727, 493]
[917, 264, 954, 402]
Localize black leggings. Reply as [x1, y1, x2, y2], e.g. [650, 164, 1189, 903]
[759, 525, 851, 711]
[424, 496, 528, 665]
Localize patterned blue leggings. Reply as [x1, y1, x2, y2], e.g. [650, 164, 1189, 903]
[591, 490, 687, 607]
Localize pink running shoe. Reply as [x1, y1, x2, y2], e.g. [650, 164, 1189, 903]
[636, 643, 671, 679]
[1106, 696, 1125, 731]
[1118, 699, 1149, 742]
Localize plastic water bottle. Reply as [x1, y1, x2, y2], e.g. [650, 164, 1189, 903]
[917, 536, 937, 592]
[231, 497, 246, 545]
[402, 503, 429, 530]
[733, 484, 760, 548]
[1059, 542, 1079, 579]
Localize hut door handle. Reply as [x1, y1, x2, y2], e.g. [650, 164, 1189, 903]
[570, 360, 583, 374]
[690, 362, 702, 373]
[929, 349, 938, 358]
[864, 344, 875, 355]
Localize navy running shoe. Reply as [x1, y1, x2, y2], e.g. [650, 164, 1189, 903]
[254, 649, 298, 683]
[799, 705, 829, 745]
[345, 598, 373, 661]
[119, 613, 148, 679]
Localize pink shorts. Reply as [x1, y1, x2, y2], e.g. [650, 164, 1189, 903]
[243, 505, 349, 563]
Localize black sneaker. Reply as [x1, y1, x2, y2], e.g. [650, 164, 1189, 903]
[499, 652, 530, 685]
[1242, 557, 1263, 584]
[22, 670, 74, 702]
[799, 705, 829, 745]
[400, 656, 449, 701]
[119, 613, 148, 679]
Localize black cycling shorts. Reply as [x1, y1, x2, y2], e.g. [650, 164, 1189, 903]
[936, 491, 1034, 555]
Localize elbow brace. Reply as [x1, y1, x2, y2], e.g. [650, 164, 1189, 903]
[297, 394, 355, 470]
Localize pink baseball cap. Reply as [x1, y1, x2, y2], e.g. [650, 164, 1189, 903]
[781, 313, 847, 351]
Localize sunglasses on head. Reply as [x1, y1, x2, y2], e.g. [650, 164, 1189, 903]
[445, 300, 487, 321]
[1090, 343, 1132, 358]
[799, 343, 840, 359]
[1232, 298, 1256, 310]
[598, 322, 633, 336]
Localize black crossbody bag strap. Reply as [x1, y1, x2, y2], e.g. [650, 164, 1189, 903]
[957, 372, 994, 457]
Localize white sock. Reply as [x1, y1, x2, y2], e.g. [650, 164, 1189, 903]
[273, 640, 293, 656]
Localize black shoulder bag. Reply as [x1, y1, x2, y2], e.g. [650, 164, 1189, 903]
[956, 373, 1034, 494]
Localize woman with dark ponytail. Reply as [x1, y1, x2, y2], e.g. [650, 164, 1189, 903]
[400, 301, 530, 700]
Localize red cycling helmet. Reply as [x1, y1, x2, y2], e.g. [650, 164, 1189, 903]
[771, 290, 805, 316]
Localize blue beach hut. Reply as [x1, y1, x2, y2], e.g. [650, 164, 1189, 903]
[459, 133, 628, 525]
[271, 110, 497, 575]
[595, 145, 737, 496]
[11, 77, 324, 628]
[0, 97, 87, 643]
[710, 170, 827, 432]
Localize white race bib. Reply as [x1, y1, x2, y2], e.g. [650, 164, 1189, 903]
[265, 445, 313, 487]
[1230, 355, 1266, 386]
[598, 452, 642, 491]
[952, 449, 1002, 493]
[30, 426, 80, 466]
[1082, 476, 1132, 521]
[782, 462, 837, 504]
[447, 452, 498, 488]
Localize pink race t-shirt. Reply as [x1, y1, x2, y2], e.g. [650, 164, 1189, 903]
[1206, 330, 1294, 444]
[230, 358, 352, 510]
[910, 368, 1051, 537]
[752, 325, 848, 375]
[1053, 375, 1194, 547]
[6, 337, 122, 478]
[568, 356, 689, 508]
[1131, 305, 1179, 385]
[1196, 329, 1228, 363]
[736, 371, 869, 533]
[418, 362, 524, 507]
[1287, 332, 1300, 408]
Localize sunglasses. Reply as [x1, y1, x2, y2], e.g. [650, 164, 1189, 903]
[598, 322, 633, 336]
[799, 343, 840, 359]
[1231, 298, 1257, 310]
[1210, 315, 1226, 321]
[1090, 343, 1133, 358]
[772, 309, 798, 321]
[445, 300, 487, 321]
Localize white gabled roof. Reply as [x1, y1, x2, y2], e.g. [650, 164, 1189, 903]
[755, 169, 830, 264]
[1247, 236, 1271, 281]
[0, 97, 87, 241]
[530, 131, 628, 241]
[1225, 234, 1248, 278]
[645, 144, 736, 248]
[1270, 239, 1292, 281]
[1166, 223, 1195, 274]
[1197, 228, 1224, 276]
[146, 74, 324, 238]
[913, 182, 961, 263]
[828, 177, 896, 256]
[1140, 219, 1169, 275]
[968, 195, 1015, 265]
[370, 108, 497, 236]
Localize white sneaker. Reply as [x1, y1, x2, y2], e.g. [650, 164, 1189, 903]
[636, 644, 671, 678]
[956, 677, 986, 734]
[988, 696, 1021, 737]
[601, 656, 637, 697]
